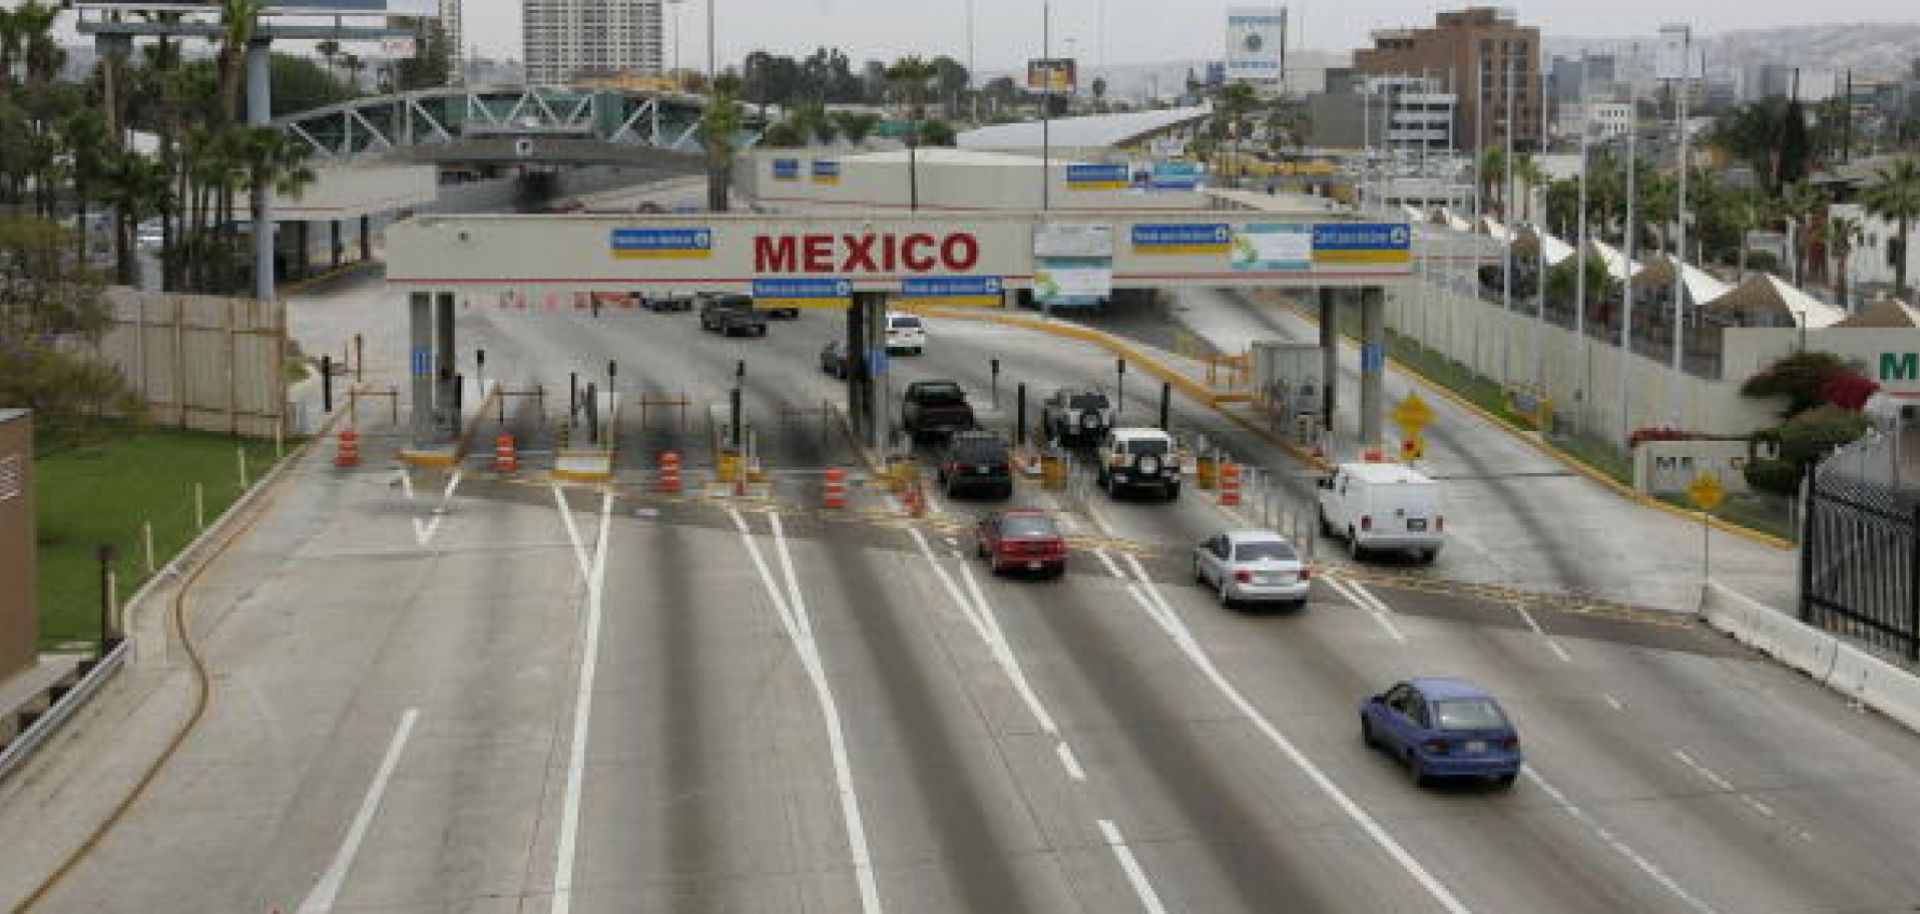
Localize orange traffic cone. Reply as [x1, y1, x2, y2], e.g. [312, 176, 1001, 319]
[822, 467, 849, 509]
[493, 433, 518, 473]
[1218, 462, 1242, 507]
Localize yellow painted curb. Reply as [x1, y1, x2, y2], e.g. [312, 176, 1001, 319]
[282, 258, 379, 296]
[1270, 298, 1796, 552]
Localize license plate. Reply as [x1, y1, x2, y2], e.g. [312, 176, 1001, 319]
[1027, 561, 1043, 570]
[1255, 573, 1278, 584]
[1408, 519, 1428, 532]
[1464, 740, 1487, 754]
[976, 466, 990, 475]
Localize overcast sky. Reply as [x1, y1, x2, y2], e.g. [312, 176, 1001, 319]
[457, 0, 1920, 70]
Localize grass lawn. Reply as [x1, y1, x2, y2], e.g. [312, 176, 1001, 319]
[35, 429, 289, 653]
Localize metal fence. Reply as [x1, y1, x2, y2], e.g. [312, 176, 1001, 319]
[1802, 430, 1920, 661]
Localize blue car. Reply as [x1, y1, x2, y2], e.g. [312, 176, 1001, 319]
[1360, 677, 1522, 788]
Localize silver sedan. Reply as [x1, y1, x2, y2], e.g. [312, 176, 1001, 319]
[1193, 530, 1312, 608]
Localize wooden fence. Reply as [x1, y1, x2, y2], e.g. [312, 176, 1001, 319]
[95, 287, 287, 438]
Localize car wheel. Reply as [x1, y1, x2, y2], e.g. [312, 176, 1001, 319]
[1495, 772, 1517, 789]
[1217, 578, 1233, 608]
[1361, 715, 1378, 749]
[976, 540, 989, 559]
[1348, 532, 1367, 561]
[1420, 548, 1440, 564]
[1319, 509, 1335, 537]
[1193, 558, 1207, 585]
[1408, 754, 1431, 787]
[1166, 482, 1181, 502]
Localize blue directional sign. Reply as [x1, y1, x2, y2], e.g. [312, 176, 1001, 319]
[900, 276, 1004, 307]
[1131, 223, 1232, 255]
[1312, 223, 1412, 265]
[772, 158, 801, 181]
[1067, 163, 1130, 190]
[752, 277, 853, 309]
[610, 227, 713, 260]
[1148, 161, 1203, 191]
[1361, 343, 1388, 374]
[411, 346, 431, 378]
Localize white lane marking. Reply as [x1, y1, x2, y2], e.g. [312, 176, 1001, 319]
[398, 469, 415, 501]
[1096, 548, 1130, 581]
[1117, 554, 1472, 914]
[1322, 576, 1410, 644]
[906, 527, 995, 645]
[1523, 769, 1719, 914]
[943, 536, 959, 547]
[730, 508, 884, 914]
[440, 468, 463, 504]
[411, 515, 444, 547]
[1603, 694, 1625, 711]
[1097, 819, 1170, 914]
[1514, 604, 1574, 663]
[1671, 750, 1736, 793]
[1055, 742, 1087, 782]
[1083, 495, 1123, 540]
[550, 485, 591, 583]
[1055, 513, 1081, 534]
[296, 708, 420, 914]
[549, 492, 613, 914]
[906, 527, 1061, 736]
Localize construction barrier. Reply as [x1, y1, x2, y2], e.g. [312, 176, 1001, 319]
[334, 428, 360, 468]
[1219, 462, 1242, 507]
[493, 433, 519, 474]
[823, 467, 849, 509]
[655, 451, 683, 494]
[1041, 454, 1067, 490]
[1196, 455, 1218, 491]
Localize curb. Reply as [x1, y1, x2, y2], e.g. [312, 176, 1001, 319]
[281, 258, 380, 297]
[1264, 296, 1796, 552]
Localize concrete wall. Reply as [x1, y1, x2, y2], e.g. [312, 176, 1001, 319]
[1384, 278, 1783, 439]
[95, 289, 287, 438]
[0, 411, 35, 682]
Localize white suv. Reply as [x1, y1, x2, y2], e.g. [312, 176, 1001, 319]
[885, 312, 927, 355]
[1096, 428, 1183, 500]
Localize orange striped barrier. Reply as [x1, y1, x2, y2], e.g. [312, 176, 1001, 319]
[655, 451, 683, 494]
[822, 467, 849, 509]
[334, 428, 360, 468]
[1218, 462, 1242, 507]
[493, 433, 519, 473]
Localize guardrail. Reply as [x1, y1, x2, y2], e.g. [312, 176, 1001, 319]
[0, 643, 129, 782]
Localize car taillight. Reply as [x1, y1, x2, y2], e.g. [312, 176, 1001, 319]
[1298, 567, 1313, 581]
[1502, 737, 1519, 751]
[954, 463, 972, 473]
[1360, 515, 1373, 532]
[1233, 570, 1253, 584]
[1423, 739, 1450, 754]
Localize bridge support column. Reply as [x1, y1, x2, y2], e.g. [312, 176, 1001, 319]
[1359, 286, 1387, 452]
[1318, 287, 1339, 429]
[435, 292, 460, 440]
[330, 221, 343, 267]
[360, 215, 372, 262]
[409, 292, 435, 445]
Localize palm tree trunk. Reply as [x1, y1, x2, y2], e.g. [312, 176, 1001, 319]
[1900, 215, 1912, 302]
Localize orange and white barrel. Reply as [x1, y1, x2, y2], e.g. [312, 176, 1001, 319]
[1218, 462, 1242, 507]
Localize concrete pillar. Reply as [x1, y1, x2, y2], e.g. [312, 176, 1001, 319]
[865, 294, 890, 455]
[295, 222, 311, 278]
[246, 39, 274, 303]
[330, 220, 343, 267]
[1318, 287, 1339, 426]
[409, 292, 434, 445]
[360, 215, 373, 261]
[1360, 286, 1387, 451]
[847, 292, 868, 442]
[434, 292, 459, 440]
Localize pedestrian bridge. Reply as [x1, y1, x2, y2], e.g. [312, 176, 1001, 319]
[275, 84, 767, 162]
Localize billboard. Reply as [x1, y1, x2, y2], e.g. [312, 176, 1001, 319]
[1225, 7, 1286, 82]
[1026, 58, 1078, 94]
[1655, 24, 1691, 81]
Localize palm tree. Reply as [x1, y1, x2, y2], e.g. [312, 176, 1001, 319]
[58, 110, 109, 262]
[1862, 156, 1920, 302]
[0, 8, 23, 94]
[1477, 145, 1507, 218]
[341, 53, 365, 93]
[831, 111, 878, 148]
[12, 1, 59, 90]
[1215, 82, 1258, 188]
[215, 0, 260, 126]
[885, 55, 938, 212]
[315, 39, 341, 81]
[790, 101, 835, 146]
[101, 149, 171, 285]
[1728, 189, 1775, 279]
[1779, 179, 1823, 287]
[698, 74, 743, 212]
[234, 126, 314, 294]
[1512, 153, 1547, 223]
[1828, 214, 1863, 310]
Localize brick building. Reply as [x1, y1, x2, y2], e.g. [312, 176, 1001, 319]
[0, 410, 35, 682]
[1353, 7, 1544, 152]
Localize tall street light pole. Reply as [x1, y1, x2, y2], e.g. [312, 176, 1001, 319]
[1668, 25, 1692, 430]
[1575, 52, 1592, 427]
[706, 0, 716, 84]
[1042, 0, 1052, 211]
[1620, 72, 1641, 451]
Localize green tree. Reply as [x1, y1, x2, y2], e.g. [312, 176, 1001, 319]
[699, 73, 744, 212]
[214, 0, 261, 127]
[1778, 179, 1824, 287]
[100, 149, 172, 286]
[1862, 156, 1920, 300]
[235, 125, 314, 293]
[885, 55, 939, 211]
[919, 119, 957, 147]
[395, 19, 452, 90]
[1478, 145, 1507, 216]
[1828, 214, 1863, 308]
[269, 52, 353, 117]
[789, 100, 836, 145]
[831, 111, 879, 148]
[10, 1, 60, 91]
[0, 216, 109, 340]
[1214, 81, 1258, 188]
[58, 110, 109, 263]
[315, 39, 341, 80]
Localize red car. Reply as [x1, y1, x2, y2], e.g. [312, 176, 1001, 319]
[976, 509, 1067, 578]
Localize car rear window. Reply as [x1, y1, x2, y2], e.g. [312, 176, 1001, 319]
[914, 383, 965, 402]
[1069, 394, 1110, 410]
[1432, 698, 1508, 730]
[950, 437, 1007, 462]
[1001, 515, 1058, 538]
[1233, 541, 1297, 562]
[1123, 439, 1170, 456]
[890, 316, 923, 329]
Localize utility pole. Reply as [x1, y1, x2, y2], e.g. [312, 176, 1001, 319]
[1621, 74, 1641, 451]
[1041, 0, 1052, 211]
[706, 0, 716, 84]
[1576, 52, 1592, 423]
[1670, 28, 1693, 430]
[1501, 55, 1516, 387]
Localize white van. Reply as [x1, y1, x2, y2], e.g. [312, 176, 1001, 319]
[885, 312, 926, 355]
[1316, 462, 1444, 562]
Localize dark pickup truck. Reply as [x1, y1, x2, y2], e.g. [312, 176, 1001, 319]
[902, 380, 976, 440]
[699, 295, 768, 337]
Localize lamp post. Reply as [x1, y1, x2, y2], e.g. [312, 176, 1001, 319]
[1667, 24, 1693, 430]
[666, 0, 684, 79]
[706, 0, 716, 84]
[1041, 0, 1052, 211]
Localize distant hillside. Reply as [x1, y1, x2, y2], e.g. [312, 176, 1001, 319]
[1546, 23, 1920, 83]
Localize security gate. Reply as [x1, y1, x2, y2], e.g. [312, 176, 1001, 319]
[1801, 431, 1920, 661]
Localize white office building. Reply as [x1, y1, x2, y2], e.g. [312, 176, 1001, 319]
[522, 0, 663, 86]
[1556, 100, 1634, 142]
[440, 0, 464, 86]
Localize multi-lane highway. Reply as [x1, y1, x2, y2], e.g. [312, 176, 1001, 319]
[4, 266, 1920, 914]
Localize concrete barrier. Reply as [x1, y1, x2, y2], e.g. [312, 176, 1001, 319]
[1701, 582, 1839, 681]
[1827, 645, 1920, 734]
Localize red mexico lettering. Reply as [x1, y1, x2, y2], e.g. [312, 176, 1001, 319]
[881, 234, 897, 271]
[802, 234, 835, 272]
[754, 235, 797, 272]
[941, 234, 980, 271]
[901, 233, 938, 272]
[841, 234, 880, 272]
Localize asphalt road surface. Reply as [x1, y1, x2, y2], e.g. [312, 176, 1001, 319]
[3, 284, 1918, 914]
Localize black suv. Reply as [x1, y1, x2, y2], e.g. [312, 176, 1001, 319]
[936, 431, 1014, 499]
[699, 295, 768, 336]
[1041, 387, 1115, 445]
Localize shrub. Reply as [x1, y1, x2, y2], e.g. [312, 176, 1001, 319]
[1818, 372, 1880, 411]
[1744, 457, 1803, 496]
[1777, 404, 1870, 467]
[1741, 351, 1859, 418]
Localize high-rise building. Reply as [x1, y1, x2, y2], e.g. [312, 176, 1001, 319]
[440, 0, 464, 86]
[522, 0, 664, 86]
[1353, 7, 1544, 152]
